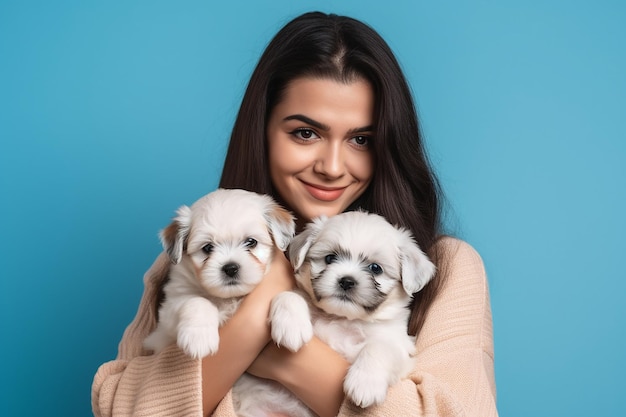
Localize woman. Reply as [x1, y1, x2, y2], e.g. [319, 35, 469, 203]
[92, 11, 498, 417]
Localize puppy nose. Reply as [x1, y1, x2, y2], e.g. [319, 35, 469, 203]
[338, 276, 356, 291]
[222, 263, 240, 278]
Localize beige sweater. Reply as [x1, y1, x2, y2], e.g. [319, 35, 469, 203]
[92, 237, 498, 416]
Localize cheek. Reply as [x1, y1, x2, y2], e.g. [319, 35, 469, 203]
[269, 139, 314, 181]
[347, 152, 374, 182]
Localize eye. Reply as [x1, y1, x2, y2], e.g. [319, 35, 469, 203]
[244, 238, 257, 249]
[350, 135, 371, 149]
[368, 263, 383, 275]
[202, 243, 213, 255]
[325, 254, 338, 264]
[291, 128, 320, 141]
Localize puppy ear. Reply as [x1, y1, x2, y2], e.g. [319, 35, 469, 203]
[288, 216, 328, 270]
[159, 205, 192, 264]
[398, 230, 436, 295]
[264, 200, 296, 251]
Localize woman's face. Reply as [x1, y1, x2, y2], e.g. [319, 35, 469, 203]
[267, 77, 375, 224]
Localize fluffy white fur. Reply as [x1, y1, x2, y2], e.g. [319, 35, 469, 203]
[143, 188, 299, 359]
[233, 211, 436, 416]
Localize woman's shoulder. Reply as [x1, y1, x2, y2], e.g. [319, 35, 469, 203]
[435, 236, 485, 271]
[433, 236, 488, 296]
[418, 236, 492, 348]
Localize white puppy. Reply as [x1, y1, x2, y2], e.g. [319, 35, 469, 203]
[233, 211, 436, 415]
[143, 188, 301, 359]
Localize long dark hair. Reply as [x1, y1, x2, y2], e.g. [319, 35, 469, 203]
[220, 11, 449, 336]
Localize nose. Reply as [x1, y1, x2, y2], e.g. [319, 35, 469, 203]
[222, 262, 240, 278]
[314, 141, 345, 179]
[338, 276, 356, 291]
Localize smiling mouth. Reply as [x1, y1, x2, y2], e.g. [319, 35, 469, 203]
[302, 182, 347, 201]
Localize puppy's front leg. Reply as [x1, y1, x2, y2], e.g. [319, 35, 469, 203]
[344, 339, 401, 408]
[177, 296, 221, 359]
[269, 291, 313, 352]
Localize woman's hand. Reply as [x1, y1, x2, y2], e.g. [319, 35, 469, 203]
[248, 336, 349, 417]
[201, 247, 296, 416]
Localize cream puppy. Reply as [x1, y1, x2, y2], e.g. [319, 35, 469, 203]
[143, 188, 301, 359]
[233, 211, 436, 415]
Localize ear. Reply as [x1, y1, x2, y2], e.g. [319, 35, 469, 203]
[159, 205, 192, 264]
[288, 216, 328, 270]
[264, 200, 296, 251]
[398, 230, 436, 295]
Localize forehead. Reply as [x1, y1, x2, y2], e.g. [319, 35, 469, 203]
[272, 77, 375, 127]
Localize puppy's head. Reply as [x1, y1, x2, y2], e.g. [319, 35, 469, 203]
[160, 188, 295, 298]
[289, 211, 435, 321]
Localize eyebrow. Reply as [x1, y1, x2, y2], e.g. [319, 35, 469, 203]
[283, 114, 374, 134]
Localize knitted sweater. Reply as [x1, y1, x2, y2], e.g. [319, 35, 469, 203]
[92, 237, 498, 416]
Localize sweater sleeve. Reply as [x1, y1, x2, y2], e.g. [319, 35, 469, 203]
[336, 238, 498, 417]
[91, 253, 204, 417]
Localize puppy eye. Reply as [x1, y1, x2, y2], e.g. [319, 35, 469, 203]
[202, 243, 214, 254]
[325, 254, 338, 264]
[368, 263, 383, 275]
[244, 238, 257, 249]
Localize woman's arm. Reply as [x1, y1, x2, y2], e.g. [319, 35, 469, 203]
[201, 247, 296, 415]
[93, 345, 202, 417]
[248, 336, 350, 417]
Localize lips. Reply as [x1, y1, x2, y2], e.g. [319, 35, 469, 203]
[302, 182, 347, 202]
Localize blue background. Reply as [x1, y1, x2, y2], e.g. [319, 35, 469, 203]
[1, 1, 624, 416]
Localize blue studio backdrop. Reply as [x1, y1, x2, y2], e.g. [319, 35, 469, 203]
[1, 1, 624, 416]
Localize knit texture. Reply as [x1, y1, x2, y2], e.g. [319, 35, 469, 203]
[92, 237, 498, 417]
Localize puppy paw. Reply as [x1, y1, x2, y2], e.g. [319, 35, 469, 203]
[344, 365, 389, 408]
[177, 323, 220, 359]
[272, 319, 313, 352]
[175, 297, 221, 358]
[270, 291, 313, 352]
